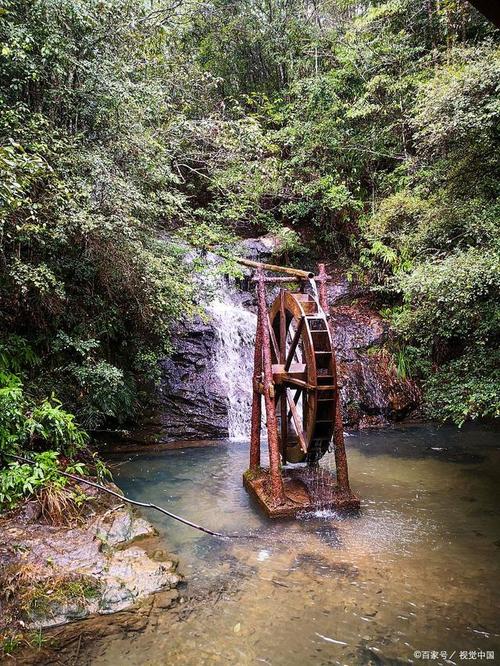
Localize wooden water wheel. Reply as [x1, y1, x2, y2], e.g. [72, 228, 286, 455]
[241, 259, 359, 518]
[269, 289, 337, 464]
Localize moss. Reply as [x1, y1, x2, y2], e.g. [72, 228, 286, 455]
[21, 574, 100, 620]
[243, 467, 262, 481]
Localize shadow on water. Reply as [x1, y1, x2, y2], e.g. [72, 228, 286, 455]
[87, 423, 500, 666]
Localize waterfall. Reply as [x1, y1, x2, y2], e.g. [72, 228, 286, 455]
[207, 283, 257, 441]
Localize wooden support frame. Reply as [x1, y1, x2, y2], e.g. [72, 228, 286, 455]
[245, 261, 359, 516]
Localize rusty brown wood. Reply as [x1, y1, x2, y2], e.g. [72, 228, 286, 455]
[286, 389, 307, 453]
[280, 377, 312, 390]
[252, 276, 333, 283]
[268, 315, 280, 362]
[269, 291, 318, 458]
[252, 276, 301, 283]
[250, 304, 263, 471]
[317, 262, 350, 491]
[286, 387, 302, 421]
[279, 290, 286, 364]
[256, 269, 285, 504]
[279, 290, 288, 462]
[317, 262, 328, 312]
[272, 363, 307, 384]
[284, 317, 304, 371]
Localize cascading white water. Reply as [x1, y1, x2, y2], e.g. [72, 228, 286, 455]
[207, 285, 257, 441]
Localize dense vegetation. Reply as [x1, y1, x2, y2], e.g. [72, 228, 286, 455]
[0, 0, 498, 507]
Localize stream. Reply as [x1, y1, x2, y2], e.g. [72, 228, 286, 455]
[84, 423, 500, 665]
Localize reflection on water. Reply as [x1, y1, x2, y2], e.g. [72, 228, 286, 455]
[88, 424, 500, 665]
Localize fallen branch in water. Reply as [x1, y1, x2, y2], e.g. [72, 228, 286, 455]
[5, 453, 253, 540]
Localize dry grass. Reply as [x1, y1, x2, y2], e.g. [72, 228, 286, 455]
[38, 483, 82, 526]
[1, 563, 99, 624]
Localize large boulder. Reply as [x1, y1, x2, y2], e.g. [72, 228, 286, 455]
[0, 498, 180, 632]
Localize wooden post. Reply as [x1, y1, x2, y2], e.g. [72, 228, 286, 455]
[250, 306, 263, 471]
[317, 263, 350, 492]
[279, 290, 288, 463]
[256, 269, 285, 504]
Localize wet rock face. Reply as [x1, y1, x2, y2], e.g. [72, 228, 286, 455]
[158, 317, 229, 440]
[331, 301, 420, 428]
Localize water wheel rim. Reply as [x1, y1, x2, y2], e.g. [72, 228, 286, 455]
[269, 290, 335, 464]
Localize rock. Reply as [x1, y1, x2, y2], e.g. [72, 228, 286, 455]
[0, 499, 181, 632]
[331, 304, 388, 360]
[98, 544, 177, 614]
[97, 511, 156, 548]
[151, 548, 171, 562]
[157, 316, 229, 440]
[239, 234, 282, 261]
[331, 303, 420, 428]
[17, 500, 42, 524]
[155, 589, 179, 609]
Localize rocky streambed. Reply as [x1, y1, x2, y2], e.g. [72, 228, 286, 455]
[0, 484, 181, 663]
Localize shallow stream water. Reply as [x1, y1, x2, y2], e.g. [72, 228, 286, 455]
[86, 424, 500, 666]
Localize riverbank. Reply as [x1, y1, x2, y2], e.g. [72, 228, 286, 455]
[0, 482, 181, 663]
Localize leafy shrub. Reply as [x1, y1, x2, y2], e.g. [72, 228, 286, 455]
[0, 373, 27, 454]
[424, 350, 500, 426]
[0, 371, 87, 457]
[0, 451, 86, 513]
[27, 398, 88, 456]
[67, 361, 134, 430]
[393, 249, 500, 348]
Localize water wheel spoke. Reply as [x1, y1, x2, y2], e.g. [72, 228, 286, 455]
[267, 315, 280, 362]
[285, 387, 307, 453]
[272, 362, 306, 384]
[279, 291, 286, 364]
[284, 317, 304, 371]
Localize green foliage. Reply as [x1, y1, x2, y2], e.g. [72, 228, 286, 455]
[0, 451, 85, 510]
[393, 250, 499, 347]
[28, 398, 88, 455]
[424, 350, 500, 426]
[0, 0, 498, 434]
[0, 336, 38, 375]
[0, 372, 26, 453]
[0, 0, 202, 429]
[0, 368, 88, 457]
[66, 361, 134, 430]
